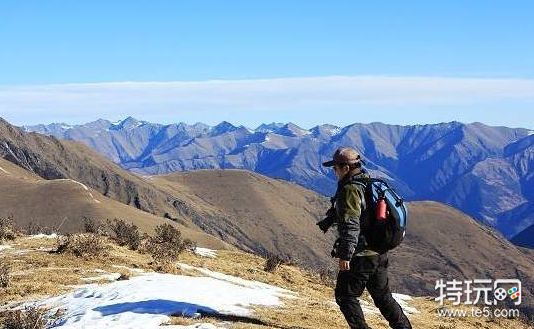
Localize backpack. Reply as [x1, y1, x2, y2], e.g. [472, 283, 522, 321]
[350, 177, 408, 253]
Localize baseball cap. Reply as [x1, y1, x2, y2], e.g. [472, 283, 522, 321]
[322, 147, 362, 167]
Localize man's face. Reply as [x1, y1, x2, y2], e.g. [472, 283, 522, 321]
[333, 164, 350, 181]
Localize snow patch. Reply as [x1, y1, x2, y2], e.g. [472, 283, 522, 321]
[392, 293, 419, 314]
[36, 246, 56, 252]
[359, 298, 380, 315]
[57, 179, 89, 191]
[26, 233, 58, 239]
[55, 179, 100, 203]
[331, 127, 341, 136]
[3, 142, 24, 165]
[329, 293, 418, 316]
[194, 247, 217, 258]
[177, 263, 296, 298]
[4, 249, 30, 255]
[34, 271, 293, 328]
[0, 245, 13, 252]
[528, 130, 534, 136]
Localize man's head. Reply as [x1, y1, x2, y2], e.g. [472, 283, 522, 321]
[322, 147, 362, 181]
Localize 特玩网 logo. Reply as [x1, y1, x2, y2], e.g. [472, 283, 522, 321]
[434, 279, 521, 318]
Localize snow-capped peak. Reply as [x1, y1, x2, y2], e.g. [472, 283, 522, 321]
[275, 123, 310, 137]
[111, 117, 145, 130]
[255, 122, 285, 133]
[310, 124, 341, 138]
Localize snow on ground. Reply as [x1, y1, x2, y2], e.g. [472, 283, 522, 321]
[28, 269, 294, 328]
[177, 263, 296, 298]
[54, 178, 89, 191]
[528, 130, 534, 136]
[392, 293, 419, 314]
[193, 247, 217, 258]
[54, 179, 101, 204]
[25, 233, 58, 239]
[0, 245, 13, 252]
[329, 293, 419, 316]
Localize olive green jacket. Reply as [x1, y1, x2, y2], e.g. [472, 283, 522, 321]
[333, 170, 376, 260]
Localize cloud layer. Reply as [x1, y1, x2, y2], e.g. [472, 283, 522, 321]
[1, 76, 534, 127]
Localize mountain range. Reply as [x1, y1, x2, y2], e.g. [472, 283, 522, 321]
[23, 117, 534, 243]
[1, 117, 534, 315]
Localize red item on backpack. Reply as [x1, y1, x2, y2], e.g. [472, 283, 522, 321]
[376, 198, 387, 221]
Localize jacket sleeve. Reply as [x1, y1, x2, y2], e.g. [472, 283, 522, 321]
[335, 184, 363, 260]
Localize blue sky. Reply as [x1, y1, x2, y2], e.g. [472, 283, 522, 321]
[1, 1, 533, 128]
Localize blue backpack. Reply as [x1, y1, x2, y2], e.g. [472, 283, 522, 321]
[351, 177, 408, 253]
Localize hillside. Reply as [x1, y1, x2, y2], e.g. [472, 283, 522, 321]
[392, 202, 534, 301]
[149, 170, 332, 264]
[0, 119, 330, 266]
[23, 118, 534, 240]
[1, 235, 532, 328]
[150, 171, 534, 314]
[0, 118, 189, 218]
[2, 118, 534, 314]
[0, 158, 229, 250]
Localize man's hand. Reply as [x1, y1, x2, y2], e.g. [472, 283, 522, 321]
[339, 259, 350, 271]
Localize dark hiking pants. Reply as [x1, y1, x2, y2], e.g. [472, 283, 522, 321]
[335, 253, 412, 329]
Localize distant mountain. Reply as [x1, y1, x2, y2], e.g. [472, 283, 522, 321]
[1, 118, 330, 267]
[3, 117, 534, 314]
[23, 118, 534, 240]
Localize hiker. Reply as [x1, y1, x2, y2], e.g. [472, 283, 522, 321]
[317, 147, 412, 329]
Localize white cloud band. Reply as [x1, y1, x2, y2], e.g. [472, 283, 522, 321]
[1, 76, 534, 126]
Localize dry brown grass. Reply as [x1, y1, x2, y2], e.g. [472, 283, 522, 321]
[0, 217, 18, 243]
[173, 250, 532, 329]
[0, 236, 153, 305]
[0, 305, 48, 329]
[0, 263, 11, 288]
[165, 315, 222, 327]
[1, 237, 532, 329]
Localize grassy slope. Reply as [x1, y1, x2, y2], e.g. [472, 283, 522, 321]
[0, 158, 230, 250]
[0, 236, 532, 329]
[150, 169, 333, 266]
